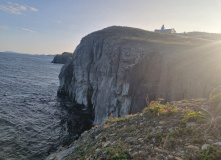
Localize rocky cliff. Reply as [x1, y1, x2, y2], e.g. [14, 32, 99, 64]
[58, 26, 221, 124]
[52, 52, 73, 64]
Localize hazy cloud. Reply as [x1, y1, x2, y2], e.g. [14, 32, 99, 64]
[8, 2, 26, 11]
[22, 28, 35, 33]
[28, 7, 38, 12]
[0, 25, 8, 29]
[0, 2, 38, 15]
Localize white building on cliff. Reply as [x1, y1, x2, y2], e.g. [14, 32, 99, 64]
[154, 25, 176, 33]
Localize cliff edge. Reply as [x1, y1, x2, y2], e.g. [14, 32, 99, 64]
[58, 26, 221, 124]
[46, 98, 221, 160]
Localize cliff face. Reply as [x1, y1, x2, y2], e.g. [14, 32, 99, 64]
[52, 52, 73, 64]
[58, 26, 221, 124]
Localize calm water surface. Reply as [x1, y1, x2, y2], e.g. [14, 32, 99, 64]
[0, 53, 92, 160]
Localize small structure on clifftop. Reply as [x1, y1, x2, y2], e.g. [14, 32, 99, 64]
[154, 25, 176, 33]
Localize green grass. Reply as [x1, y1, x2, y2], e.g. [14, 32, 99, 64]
[144, 132, 166, 143]
[101, 142, 131, 160]
[197, 145, 221, 160]
[182, 110, 205, 123]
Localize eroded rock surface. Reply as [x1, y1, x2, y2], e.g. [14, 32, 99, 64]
[58, 26, 221, 124]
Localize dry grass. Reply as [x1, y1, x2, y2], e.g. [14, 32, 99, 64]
[195, 108, 221, 139]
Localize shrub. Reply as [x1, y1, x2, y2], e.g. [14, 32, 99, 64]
[144, 98, 177, 116]
[182, 110, 205, 123]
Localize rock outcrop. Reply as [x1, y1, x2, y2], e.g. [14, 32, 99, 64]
[52, 52, 73, 64]
[58, 26, 221, 124]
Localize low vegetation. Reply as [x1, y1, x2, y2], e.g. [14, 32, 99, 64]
[197, 145, 221, 160]
[181, 110, 205, 123]
[143, 98, 178, 116]
[105, 117, 126, 123]
[63, 95, 221, 160]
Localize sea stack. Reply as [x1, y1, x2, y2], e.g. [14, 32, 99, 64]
[52, 52, 73, 64]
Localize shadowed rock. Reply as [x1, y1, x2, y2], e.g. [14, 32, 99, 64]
[52, 52, 73, 64]
[58, 26, 221, 124]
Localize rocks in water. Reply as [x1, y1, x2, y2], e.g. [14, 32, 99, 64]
[52, 52, 73, 64]
[58, 26, 221, 124]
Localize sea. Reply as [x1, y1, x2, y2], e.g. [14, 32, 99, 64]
[0, 52, 93, 160]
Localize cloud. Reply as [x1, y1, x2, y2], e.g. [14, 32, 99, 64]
[0, 2, 38, 15]
[22, 28, 35, 33]
[0, 25, 8, 29]
[8, 2, 26, 11]
[28, 7, 38, 12]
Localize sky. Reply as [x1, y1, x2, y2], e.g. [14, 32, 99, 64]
[0, 0, 221, 55]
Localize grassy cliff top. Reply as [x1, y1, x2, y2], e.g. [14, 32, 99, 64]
[85, 26, 219, 46]
[51, 96, 221, 160]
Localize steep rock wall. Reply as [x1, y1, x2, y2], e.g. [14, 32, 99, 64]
[58, 26, 221, 124]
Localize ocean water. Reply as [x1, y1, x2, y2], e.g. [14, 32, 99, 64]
[0, 53, 93, 160]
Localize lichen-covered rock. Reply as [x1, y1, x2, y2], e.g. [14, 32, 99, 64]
[58, 26, 221, 124]
[52, 52, 73, 64]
